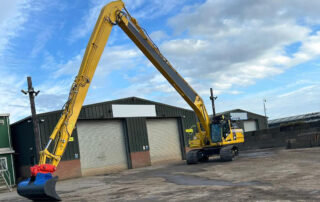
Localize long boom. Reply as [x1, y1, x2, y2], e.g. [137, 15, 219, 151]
[118, 10, 211, 138]
[40, 0, 210, 168]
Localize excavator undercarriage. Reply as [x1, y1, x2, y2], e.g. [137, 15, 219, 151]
[186, 145, 239, 164]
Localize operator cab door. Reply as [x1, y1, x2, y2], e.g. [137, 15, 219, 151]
[210, 121, 230, 143]
[210, 123, 222, 143]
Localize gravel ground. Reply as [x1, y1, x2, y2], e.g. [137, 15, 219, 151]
[1, 147, 320, 201]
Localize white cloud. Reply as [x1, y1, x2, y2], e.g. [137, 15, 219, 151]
[36, 44, 147, 107]
[7, 0, 320, 122]
[150, 0, 320, 99]
[0, 0, 44, 122]
[69, 0, 106, 42]
[105, 0, 320, 118]
[53, 45, 142, 79]
[69, 0, 185, 42]
[277, 85, 317, 98]
[41, 52, 57, 70]
[0, 74, 30, 122]
[169, 0, 320, 35]
[149, 31, 168, 42]
[123, 0, 184, 20]
[0, 0, 31, 58]
[216, 83, 320, 119]
[54, 53, 83, 78]
[31, 25, 54, 57]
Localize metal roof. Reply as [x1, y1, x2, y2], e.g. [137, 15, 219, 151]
[11, 97, 194, 125]
[268, 112, 320, 124]
[0, 113, 10, 117]
[0, 148, 14, 154]
[214, 109, 265, 118]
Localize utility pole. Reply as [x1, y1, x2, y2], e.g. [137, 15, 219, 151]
[210, 88, 217, 118]
[21, 77, 41, 161]
[263, 98, 267, 118]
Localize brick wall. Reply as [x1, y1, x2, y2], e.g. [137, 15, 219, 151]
[54, 159, 82, 180]
[130, 151, 151, 168]
[16, 159, 82, 183]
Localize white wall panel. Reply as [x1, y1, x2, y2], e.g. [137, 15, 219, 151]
[112, 104, 156, 117]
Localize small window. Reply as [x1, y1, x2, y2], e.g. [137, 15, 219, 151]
[0, 158, 8, 171]
[0, 119, 4, 125]
[231, 122, 240, 129]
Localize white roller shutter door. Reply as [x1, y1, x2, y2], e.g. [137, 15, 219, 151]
[244, 120, 257, 132]
[146, 119, 182, 164]
[77, 120, 127, 176]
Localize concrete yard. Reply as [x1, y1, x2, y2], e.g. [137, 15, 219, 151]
[1, 147, 320, 201]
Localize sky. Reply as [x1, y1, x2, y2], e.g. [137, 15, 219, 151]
[0, 0, 320, 123]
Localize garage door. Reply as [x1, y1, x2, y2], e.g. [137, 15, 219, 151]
[76, 120, 127, 176]
[146, 119, 182, 164]
[244, 120, 257, 132]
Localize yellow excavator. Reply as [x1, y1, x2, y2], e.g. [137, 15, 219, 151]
[17, 1, 244, 200]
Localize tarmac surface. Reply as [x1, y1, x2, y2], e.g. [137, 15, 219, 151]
[1, 147, 320, 201]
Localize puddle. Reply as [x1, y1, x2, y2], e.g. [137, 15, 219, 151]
[158, 174, 271, 187]
[240, 151, 275, 158]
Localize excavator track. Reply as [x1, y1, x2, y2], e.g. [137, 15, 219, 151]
[186, 149, 210, 164]
[186, 150, 200, 164]
[219, 145, 236, 162]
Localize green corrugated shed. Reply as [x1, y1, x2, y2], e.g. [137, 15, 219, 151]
[11, 97, 197, 173]
[0, 114, 11, 148]
[0, 114, 16, 186]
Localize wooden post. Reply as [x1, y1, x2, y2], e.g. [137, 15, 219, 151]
[22, 77, 41, 161]
[210, 88, 217, 119]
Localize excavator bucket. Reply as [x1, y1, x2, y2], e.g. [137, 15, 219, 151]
[17, 173, 61, 201]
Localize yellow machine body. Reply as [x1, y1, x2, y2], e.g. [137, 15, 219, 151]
[189, 124, 245, 148]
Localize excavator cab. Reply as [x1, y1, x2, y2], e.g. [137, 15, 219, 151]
[210, 115, 227, 142]
[210, 115, 238, 143]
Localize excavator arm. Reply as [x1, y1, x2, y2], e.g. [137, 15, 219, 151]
[117, 10, 211, 144]
[17, 1, 211, 200]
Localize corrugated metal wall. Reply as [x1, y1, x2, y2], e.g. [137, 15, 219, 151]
[0, 116, 10, 148]
[11, 120, 36, 166]
[125, 117, 149, 153]
[37, 112, 80, 161]
[77, 97, 197, 152]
